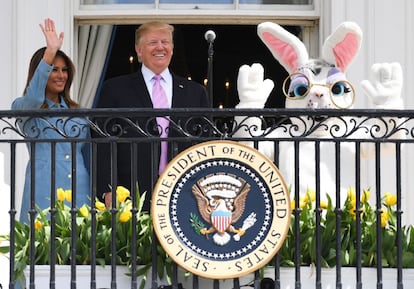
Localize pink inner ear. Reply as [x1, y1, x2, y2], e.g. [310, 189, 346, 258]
[262, 32, 299, 72]
[333, 33, 359, 71]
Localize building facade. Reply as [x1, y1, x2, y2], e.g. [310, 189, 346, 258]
[1, 1, 414, 286]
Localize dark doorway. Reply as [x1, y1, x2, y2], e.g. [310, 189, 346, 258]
[103, 24, 302, 109]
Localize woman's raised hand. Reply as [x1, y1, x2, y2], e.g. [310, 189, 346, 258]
[39, 18, 64, 64]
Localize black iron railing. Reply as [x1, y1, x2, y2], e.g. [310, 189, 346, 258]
[1, 108, 414, 289]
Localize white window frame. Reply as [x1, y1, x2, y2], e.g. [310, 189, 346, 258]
[73, 0, 321, 59]
[73, 0, 321, 29]
[72, 0, 321, 102]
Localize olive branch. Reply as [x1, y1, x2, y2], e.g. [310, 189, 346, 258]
[190, 213, 206, 235]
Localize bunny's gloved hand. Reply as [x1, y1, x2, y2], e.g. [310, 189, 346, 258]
[236, 63, 274, 108]
[361, 62, 403, 109]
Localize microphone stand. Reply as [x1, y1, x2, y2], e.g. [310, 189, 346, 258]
[207, 41, 214, 108]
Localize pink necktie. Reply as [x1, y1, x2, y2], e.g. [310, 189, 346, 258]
[152, 75, 169, 174]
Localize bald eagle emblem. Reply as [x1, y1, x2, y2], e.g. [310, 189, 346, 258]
[191, 173, 257, 246]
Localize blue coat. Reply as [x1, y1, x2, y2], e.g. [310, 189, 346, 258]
[12, 60, 90, 223]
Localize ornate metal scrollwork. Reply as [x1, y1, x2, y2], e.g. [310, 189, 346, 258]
[0, 108, 412, 141]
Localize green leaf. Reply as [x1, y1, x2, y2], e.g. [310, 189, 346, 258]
[402, 252, 414, 267]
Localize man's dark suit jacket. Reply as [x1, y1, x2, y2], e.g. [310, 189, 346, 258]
[93, 69, 209, 211]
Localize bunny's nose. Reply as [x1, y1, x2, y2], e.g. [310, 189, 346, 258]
[313, 91, 324, 98]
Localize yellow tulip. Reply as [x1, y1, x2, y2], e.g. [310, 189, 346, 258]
[381, 209, 389, 228]
[350, 199, 356, 209]
[361, 189, 370, 203]
[34, 220, 42, 231]
[119, 210, 132, 223]
[65, 189, 72, 203]
[290, 200, 295, 210]
[347, 187, 356, 201]
[95, 200, 106, 211]
[299, 199, 306, 209]
[79, 205, 89, 218]
[384, 192, 397, 206]
[305, 189, 316, 203]
[116, 186, 130, 203]
[320, 201, 328, 209]
[57, 188, 65, 202]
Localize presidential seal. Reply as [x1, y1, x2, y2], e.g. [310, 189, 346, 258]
[151, 140, 290, 279]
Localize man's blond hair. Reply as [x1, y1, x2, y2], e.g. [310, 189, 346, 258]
[135, 21, 174, 45]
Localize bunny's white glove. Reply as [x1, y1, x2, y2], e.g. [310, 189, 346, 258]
[360, 62, 403, 109]
[235, 63, 274, 109]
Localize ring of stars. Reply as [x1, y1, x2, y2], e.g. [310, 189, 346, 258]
[169, 159, 273, 261]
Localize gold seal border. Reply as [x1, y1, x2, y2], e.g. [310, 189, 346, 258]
[151, 140, 291, 279]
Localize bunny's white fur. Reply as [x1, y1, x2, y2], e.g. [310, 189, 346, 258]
[234, 22, 404, 202]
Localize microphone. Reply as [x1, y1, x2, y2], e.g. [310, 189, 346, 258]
[204, 30, 215, 107]
[204, 30, 216, 43]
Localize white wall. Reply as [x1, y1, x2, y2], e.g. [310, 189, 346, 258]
[12, 0, 74, 106]
[0, 0, 14, 110]
[0, 1, 14, 287]
[321, 0, 414, 224]
[0, 2, 73, 286]
[324, 0, 414, 109]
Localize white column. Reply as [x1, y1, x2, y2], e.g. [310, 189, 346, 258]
[0, 2, 74, 286]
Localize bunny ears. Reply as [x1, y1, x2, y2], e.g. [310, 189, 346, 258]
[257, 21, 363, 74]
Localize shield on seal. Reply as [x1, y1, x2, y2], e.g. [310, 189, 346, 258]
[211, 210, 232, 233]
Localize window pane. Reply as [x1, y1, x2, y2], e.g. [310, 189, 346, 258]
[81, 0, 312, 4]
[160, 0, 232, 3]
[81, 0, 152, 4]
[80, 0, 232, 3]
[240, 0, 311, 3]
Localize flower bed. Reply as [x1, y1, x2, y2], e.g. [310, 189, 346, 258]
[1, 187, 414, 288]
[0, 186, 171, 288]
[278, 188, 414, 268]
